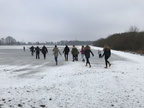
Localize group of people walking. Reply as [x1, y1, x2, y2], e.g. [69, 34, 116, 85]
[63, 45, 94, 68]
[29, 44, 111, 68]
[30, 45, 48, 59]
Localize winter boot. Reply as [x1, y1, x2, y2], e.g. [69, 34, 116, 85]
[109, 63, 111, 67]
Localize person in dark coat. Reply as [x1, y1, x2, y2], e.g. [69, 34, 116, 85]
[29, 46, 35, 56]
[102, 44, 111, 68]
[41, 45, 48, 59]
[63, 45, 70, 61]
[35, 46, 41, 59]
[84, 45, 94, 68]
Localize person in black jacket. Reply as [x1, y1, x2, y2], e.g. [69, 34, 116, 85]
[63, 45, 70, 61]
[29, 46, 35, 56]
[35, 46, 41, 59]
[41, 45, 48, 59]
[102, 44, 111, 68]
[84, 45, 94, 68]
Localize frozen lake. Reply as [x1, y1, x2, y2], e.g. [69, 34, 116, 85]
[0, 45, 65, 66]
[0, 45, 127, 78]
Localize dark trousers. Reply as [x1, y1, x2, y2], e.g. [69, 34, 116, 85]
[31, 51, 34, 56]
[55, 57, 58, 63]
[99, 54, 101, 58]
[36, 53, 40, 59]
[64, 53, 69, 61]
[36, 51, 40, 59]
[105, 56, 110, 67]
[73, 54, 78, 61]
[43, 53, 46, 59]
[86, 57, 90, 65]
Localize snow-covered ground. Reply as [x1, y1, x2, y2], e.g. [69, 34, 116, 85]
[0, 45, 144, 108]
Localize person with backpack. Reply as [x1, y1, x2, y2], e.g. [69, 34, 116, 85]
[41, 45, 48, 59]
[63, 45, 70, 61]
[84, 45, 94, 68]
[71, 45, 79, 61]
[102, 44, 111, 68]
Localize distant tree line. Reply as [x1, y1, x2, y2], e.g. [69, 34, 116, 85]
[0, 36, 17, 45]
[57, 40, 93, 45]
[26, 40, 93, 45]
[0, 36, 93, 46]
[93, 29, 144, 54]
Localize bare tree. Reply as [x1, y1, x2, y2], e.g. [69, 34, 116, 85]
[129, 26, 139, 32]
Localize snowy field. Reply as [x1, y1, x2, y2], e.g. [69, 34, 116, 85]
[0, 45, 144, 108]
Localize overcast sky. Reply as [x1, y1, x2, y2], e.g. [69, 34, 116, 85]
[0, 0, 144, 42]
